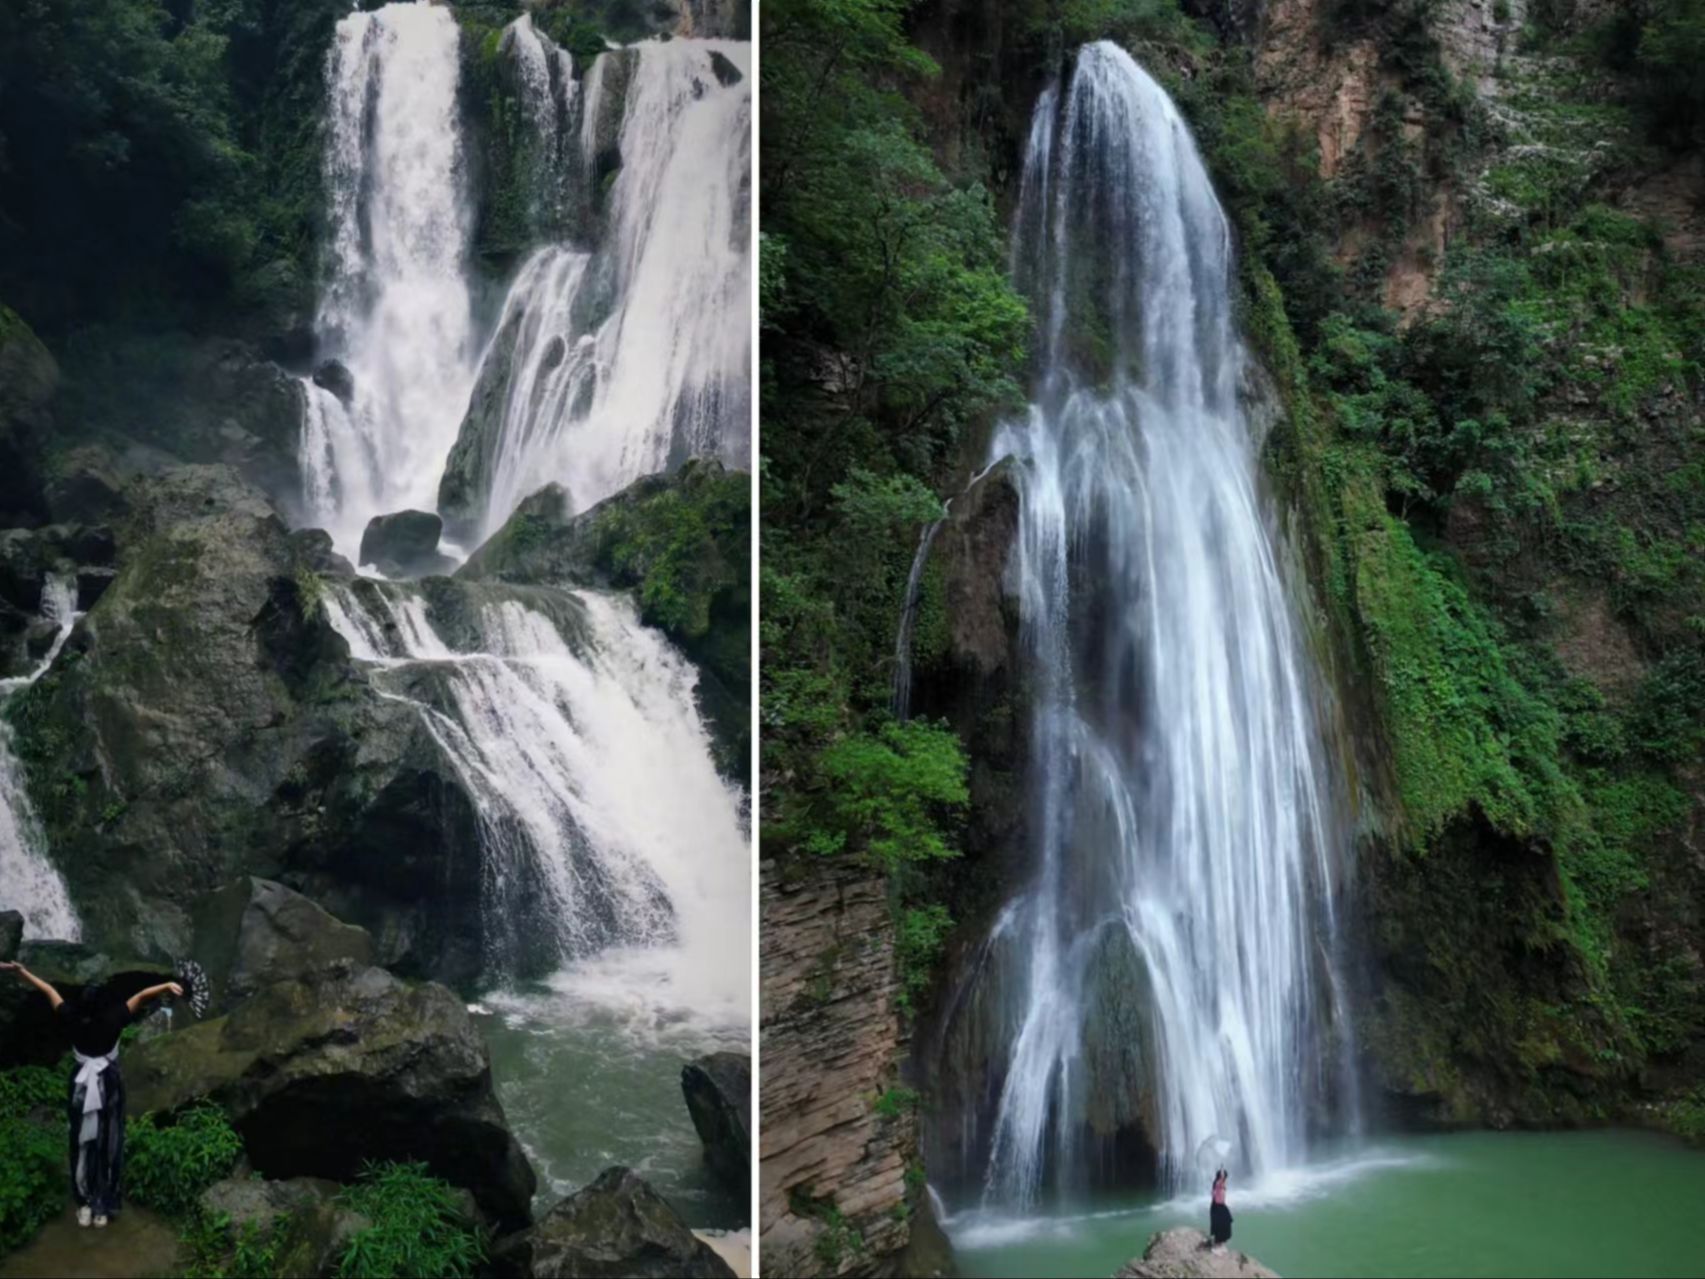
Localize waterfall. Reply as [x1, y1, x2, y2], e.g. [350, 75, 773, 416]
[457, 37, 752, 542]
[891, 518, 943, 720]
[298, 2, 477, 559]
[0, 574, 81, 939]
[961, 43, 1347, 1209]
[322, 582, 748, 1022]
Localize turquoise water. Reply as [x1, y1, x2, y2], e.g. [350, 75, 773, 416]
[950, 1130, 1705, 1277]
[474, 977, 747, 1231]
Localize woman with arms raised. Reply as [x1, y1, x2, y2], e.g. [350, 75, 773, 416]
[2, 960, 181, 1227]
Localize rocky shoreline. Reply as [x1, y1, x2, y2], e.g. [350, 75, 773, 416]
[1, 880, 751, 1277]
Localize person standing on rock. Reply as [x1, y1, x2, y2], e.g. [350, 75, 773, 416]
[1208, 1167, 1233, 1252]
[2, 960, 181, 1228]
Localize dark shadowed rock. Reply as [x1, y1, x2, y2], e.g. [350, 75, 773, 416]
[681, 1052, 750, 1194]
[708, 51, 742, 86]
[0, 303, 55, 528]
[126, 964, 536, 1231]
[1116, 1229, 1278, 1278]
[491, 1167, 734, 1278]
[191, 877, 377, 1011]
[0, 911, 22, 961]
[312, 359, 355, 404]
[359, 509, 455, 578]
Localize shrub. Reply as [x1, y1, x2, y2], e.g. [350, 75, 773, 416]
[126, 1104, 244, 1220]
[334, 1162, 484, 1279]
[0, 1113, 61, 1255]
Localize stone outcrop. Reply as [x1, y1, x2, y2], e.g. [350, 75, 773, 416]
[461, 461, 751, 782]
[682, 1051, 752, 1198]
[758, 861, 922, 1277]
[2, 465, 491, 983]
[0, 304, 56, 529]
[358, 509, 454, 578]
[190, 877, 377, 1012]
[1116, 1229, 1279, 1278]
[126, 963, 536, 1231]
[491, 1166, 735, 1278]
[199, 1176, 376, 1279]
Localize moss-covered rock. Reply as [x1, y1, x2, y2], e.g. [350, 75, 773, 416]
[0, 303, 55, 529]
[126, 963, 536, 1232]
[461, 460, 751, 782]
[490, 1165, 733, 1278]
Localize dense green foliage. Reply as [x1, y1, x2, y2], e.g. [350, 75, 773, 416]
[126, 1103, 246, 1220]
[762, 0, 1021, 1000]
[0, 0, 349, 335]
[0, 1062, 62, 1256]
[334, 1162, 485, 1279]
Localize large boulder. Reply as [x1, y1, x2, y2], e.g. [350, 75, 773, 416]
[358, 510, 455, 578]
[491, 1166, 734, 1278]
[191, 877, 377, 1012]
[0, 465, 491, 983]
[126, 964, 536, 1231]
[1116, 1228, 1279, 1278]
[460, 461, 750, 783]
[681, 1052, 750, 1195]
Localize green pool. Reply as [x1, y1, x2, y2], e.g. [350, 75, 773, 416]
[950, 1130, 1705, 1277]
[473, 966, 748, 1232]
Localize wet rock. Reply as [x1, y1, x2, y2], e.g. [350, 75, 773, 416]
[682, 1051, 751, 1194]
[2, 465, 490, 984]
[491, 1166, 734, 1278]
[127, 964, 536, 1232]
[461, 461, 750, 783]
[1115, 1228, 1279, 1278]
[191, 877, 377, 1012]
[312, 359, 355, 404]
[45, 445, 129, 526]
[0, 911, 22, 961]
[708, 51, 742, 86]
[359, 509, 455, 578]
[76, 566, 117, 611]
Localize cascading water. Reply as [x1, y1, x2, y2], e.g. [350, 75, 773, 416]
[946, 42, 1349, 1211]
[290, 3, 750, 1222]
[298, 2, 477, 559]
[453, 36, 752, 542]
[322, 582, 748, 1012]
[0, 574, 81, 939]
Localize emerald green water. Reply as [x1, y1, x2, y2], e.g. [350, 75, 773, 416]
[473, 976, 747, 1231]
[951, 1130, 1705, 1278]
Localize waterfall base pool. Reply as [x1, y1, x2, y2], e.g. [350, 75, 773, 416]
[474, 976, 748, 1232]
[949, 1130, 1705, 1277]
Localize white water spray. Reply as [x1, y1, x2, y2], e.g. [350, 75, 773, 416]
[299, 2, 477, 559]
[461, 38, 751, 540]
[323, 582, 748, 1025]
[966, 43, 1346, 1208]
[0, 575, 82, 939]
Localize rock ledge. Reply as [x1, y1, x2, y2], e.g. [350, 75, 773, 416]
[1115, 1228, 1279, 1278]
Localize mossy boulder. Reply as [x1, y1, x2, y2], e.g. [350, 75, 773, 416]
[190, 877, 377, 1013]
[490, 1166, 733, 1278]
[461, 460, 751, 782]
[126, 964, 536, 1232]
[1, 465, 490, 983]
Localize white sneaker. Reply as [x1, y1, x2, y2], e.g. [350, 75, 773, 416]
[77, 1207, 92, 1227]
[93, 1215, 108, 1228]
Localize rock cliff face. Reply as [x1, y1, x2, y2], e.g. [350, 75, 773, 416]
[758, 860, 937, 1278]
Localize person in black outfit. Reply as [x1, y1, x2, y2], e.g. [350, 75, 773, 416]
[1209, 1167, 1233, 1251]
[3, 960, 181, 1227]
